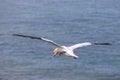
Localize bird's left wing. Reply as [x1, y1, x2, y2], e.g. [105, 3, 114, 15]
[13, 34, 62, 47]
[69, 42, 111, 50]
[69, 42, 92, 50]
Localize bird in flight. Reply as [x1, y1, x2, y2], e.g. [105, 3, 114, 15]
[13, 34, 111, 59]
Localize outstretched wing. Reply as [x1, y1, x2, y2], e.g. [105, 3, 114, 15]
[13, 34, 62, 47]
[69, 42, 111, 50]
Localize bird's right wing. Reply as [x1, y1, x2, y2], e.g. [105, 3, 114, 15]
[69, 42, 111, 50]
[13, 34, 62, 47]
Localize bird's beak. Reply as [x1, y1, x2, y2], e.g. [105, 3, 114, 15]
[53, 48, 58, 57]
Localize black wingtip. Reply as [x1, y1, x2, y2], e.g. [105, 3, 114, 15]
[12, 34, 29, 37]
[104, 43, 111, 45]
[12, 34, 18, 36]
[12, 34, 42, 40]
[93, 42, 111, 45]
[12, 34, 23, 36]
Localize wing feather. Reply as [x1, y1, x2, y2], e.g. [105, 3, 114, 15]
[69, 42, 111, 50]
[69, 42, 92, 50]
[13, 34, 61, 47]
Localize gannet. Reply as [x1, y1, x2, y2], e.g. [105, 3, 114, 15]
[13, 34, 111, 59]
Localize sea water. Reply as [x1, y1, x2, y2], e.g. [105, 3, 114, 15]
[0, 0, 120, 80]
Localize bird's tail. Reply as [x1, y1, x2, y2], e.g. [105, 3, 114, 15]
[73, 55, 79, 59]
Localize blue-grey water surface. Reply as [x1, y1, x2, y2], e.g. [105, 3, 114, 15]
[0, 0, 120, 80]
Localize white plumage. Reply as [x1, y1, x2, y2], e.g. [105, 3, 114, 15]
[13, 34, 111, 59]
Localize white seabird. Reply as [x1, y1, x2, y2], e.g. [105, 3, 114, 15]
[13, 34, 111, 59]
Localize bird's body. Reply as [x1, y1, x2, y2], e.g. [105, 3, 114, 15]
[53, 46, 79, 59]
[13, 34, 111, 59]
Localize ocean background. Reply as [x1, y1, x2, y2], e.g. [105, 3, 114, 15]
[0, 0, 120, 80]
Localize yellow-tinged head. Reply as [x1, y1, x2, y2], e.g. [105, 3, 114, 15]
[53, 48, 59, 56]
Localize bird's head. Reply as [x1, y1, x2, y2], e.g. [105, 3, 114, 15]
[53, 48, 59, 57]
